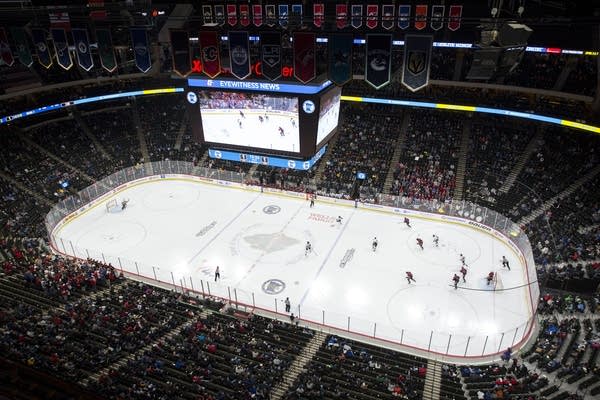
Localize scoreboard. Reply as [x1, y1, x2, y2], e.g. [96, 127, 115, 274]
[186, 76, 341, 159]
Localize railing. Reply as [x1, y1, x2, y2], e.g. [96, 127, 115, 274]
[45, 160, 539, 361]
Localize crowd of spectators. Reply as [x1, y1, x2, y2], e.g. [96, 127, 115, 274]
[502, 53, 567, 91]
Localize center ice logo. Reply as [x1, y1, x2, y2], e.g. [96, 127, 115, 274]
[262, 279, 286, 295]
[263, 205, 281, 214]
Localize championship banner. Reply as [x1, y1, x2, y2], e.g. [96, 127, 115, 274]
[279, 5, 289, 28]
[240, 5, 250, 26]
[415, 5, 428, 30]
[328, 34, 353, 85]
[431, 5, 445, 30]
[291, 4, 302, 27]
[266, 5, 276, 26]
[365, 34, 392, 89]
[366, 5, 378, 29]
[96, 29, 116, 72]
[253, 4, 263, 26]
[314, 4, 324, 27]
[227, 4, 237, 26]
[336, 4, 348, 29]
[293, 32, 316, 83]
[199, 31, 221, 78]
[261, 32, 281, 80]
[382, 5, 395, 30]
[51, 28, 73, 70]
[170, 29, 191, 77]
[401, 35, 433, 92]
[10, 27, 32, 67]
[228, 31, 250, 79]
[215, 5, 225, 26]
[351, 5, 363, 29]
[130, 27, 151, 73]
[72, 28, 93, 71]
[448, 5, 463, 31]
[0, 28, 14, 66]
[398, 5, 411, 29]
[32, 28, 52, 68]
[202, 5, 213, 25]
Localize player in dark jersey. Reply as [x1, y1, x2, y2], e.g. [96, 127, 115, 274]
[460, 266, 467, 282]
[406, 271, 416, 284]
[404, 217, 411, 228]
[452, 274, 460, 289]
[258, 115, 264, 123]
[416, 237, 423, 250]
[372, 237, 378, 252]
[486, 272, 495, 286]
[278, 126, 284, 136]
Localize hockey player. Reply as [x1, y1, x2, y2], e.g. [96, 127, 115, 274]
[305, 241, 312, 256]
[372, 237, 378, 252]
[416, 237, 424, 250]
[291, 118, 296, 128]
[238, 119, 243, 129]
[486, 272, 495, 286]
[452, 274, 460, 290]
[258, 115, 264, 123]
[406, 271, 416, 284]
[278, 126, 285, 136]
[309, 194, 315, 208]
[404, 217, 411, 228]
[460, 266, 467, 283]
[239, 110, 245, 119]
[214, 266, 221, 282]
[502, 256, 511, 271]
[432, 234, 439, 247]
[336, 216, 343, 225]
[459, 254, 466, 266]
[121, 199, 129, 210]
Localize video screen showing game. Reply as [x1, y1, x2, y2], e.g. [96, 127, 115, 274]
[198, 91, 300, 153]
[316, 87, 341, 147]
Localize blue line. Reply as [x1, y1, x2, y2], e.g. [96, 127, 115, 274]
[299, 210, 355, 306]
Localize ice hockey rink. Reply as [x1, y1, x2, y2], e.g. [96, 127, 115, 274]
[51, 178, 536, 359]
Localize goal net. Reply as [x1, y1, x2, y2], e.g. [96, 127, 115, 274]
[493, 271, 504, 292]
[106, 199, 118, 213]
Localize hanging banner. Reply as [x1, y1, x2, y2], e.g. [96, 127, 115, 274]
[365, 34, 392, 89]
[266, 5, 276, 27]
[279, 5, 289, 28]
[32, 28, 52, 68]
[366, 5, 378, 29]
[314, 4, 324, 27]
[293, 32, 315, 83]
[431, 5, 445, 30]
[261, 32, 281, 81]
[215, 5, 225, 26]
[51, 28, 73, 70]
[72, 28, 93, 71]
[398, 5, 411, 29]
[381, 5, 395, 30]
[291, 4, 303, 27]
[328, 34, 353, 85]
[402, 35, 433, 92]
[415, 5, 428, 30]
[0, 28, 14, 67]
[170, 29, 191, 77]
[202, 5, 213, 25]
[229, 31, 250, 79]
[130, 27, 151, 73]
[336, 4, 348, 29]
[10, 27, 32, 67]
[199, 31, 221, 78]
[448, 5, 463, 31]
[239, 4, 250, 26]
[96, 29, 116, 72]
[227, 4, 237, 26]
[253, 4, 263, 27]
[351, 5, 363, 29]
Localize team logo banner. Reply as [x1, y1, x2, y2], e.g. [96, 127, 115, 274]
[351, 5, 363, 28]
[260, 32, 281, 80]
[0, 28, 14, 67]
[336, 4, 348, 29]
[431, 5, 445, 30]
[314, 4, 324, 27]
[72, 28, 93, 71]
[366, 5, 378, 29]
[266, 5, 276, 26]
[170, 29, 191, 77]
[32, 28, 52, 68]
[202, 5, 213, 25]
[402, 35, 433, 92]
[96, 29, 116, 72]
[51, 28, 73, 70]
[415, 5, 428, 30]
[215, 5, 225, 26]
[253, 4, 263, 26]
[227, 4, 237, 26]
[365, 34, 392, 89]
[448, 5, 463, 31]
[293, 32, 315, 83]
[10, 27, 32, 67]
[130, 27, 151, 73]
[398, 5, 411, 29]
[291, 4, 302, 27]
[240, 5, 250, 26]
[229, 31, 250, 79]
[382, 5, 395, 30]
[199, 31, 221, 78]
[328, 34, 353, 85]
[279, 5, 289, 28]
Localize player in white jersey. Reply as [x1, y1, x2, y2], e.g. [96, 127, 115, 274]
[305, 241, 312, 256]
[460, 254, 466, 266]
[432, 234, 439, 247]
[336, 216, 343, 225]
